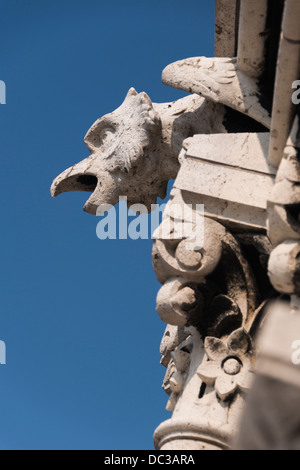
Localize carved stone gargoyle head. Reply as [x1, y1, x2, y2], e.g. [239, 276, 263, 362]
[51, 87, 225, 214]
[51, 88, 167, 213]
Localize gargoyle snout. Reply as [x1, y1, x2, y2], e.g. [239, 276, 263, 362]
[51, 156, 121, 215]
[50, 157, 98, 198]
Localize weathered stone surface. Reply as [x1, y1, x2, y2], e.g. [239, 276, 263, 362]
[237, 0, 268, 78]
[174, 132, 275, 230]
[160, 326, 192, 412]
[215, 0, 239, 58]
[154, 326, 252, 450]
[268, 241, 300, 295]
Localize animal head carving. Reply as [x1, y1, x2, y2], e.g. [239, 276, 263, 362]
[51, 88, 165, 214]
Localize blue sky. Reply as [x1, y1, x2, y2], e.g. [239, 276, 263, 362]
[0, 0, 214, 450]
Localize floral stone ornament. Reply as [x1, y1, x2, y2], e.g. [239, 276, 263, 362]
[197, 328, 254, 401]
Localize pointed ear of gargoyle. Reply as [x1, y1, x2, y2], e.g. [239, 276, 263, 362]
[126, 87, 138, 98]
[82, 87, 161, 172]
[51, 87, 163, 214]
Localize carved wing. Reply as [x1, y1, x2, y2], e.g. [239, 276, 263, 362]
[162, 57, 271, 129]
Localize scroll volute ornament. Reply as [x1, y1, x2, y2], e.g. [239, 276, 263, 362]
[152, 213, 259, 337]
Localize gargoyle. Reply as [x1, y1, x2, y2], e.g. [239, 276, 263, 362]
[51, 87, 226, 214]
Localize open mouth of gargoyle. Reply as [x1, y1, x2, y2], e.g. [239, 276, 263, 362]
[76, 174, 98, 192]
[50, 168, 101, 215]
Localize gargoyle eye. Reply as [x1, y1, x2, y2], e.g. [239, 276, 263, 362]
[100, 127, 115, 141]
[89, 125, 115, 148]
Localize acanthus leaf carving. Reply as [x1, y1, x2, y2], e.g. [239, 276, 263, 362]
[159, 325, 193, 412]
[153, 196, 261, 337]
